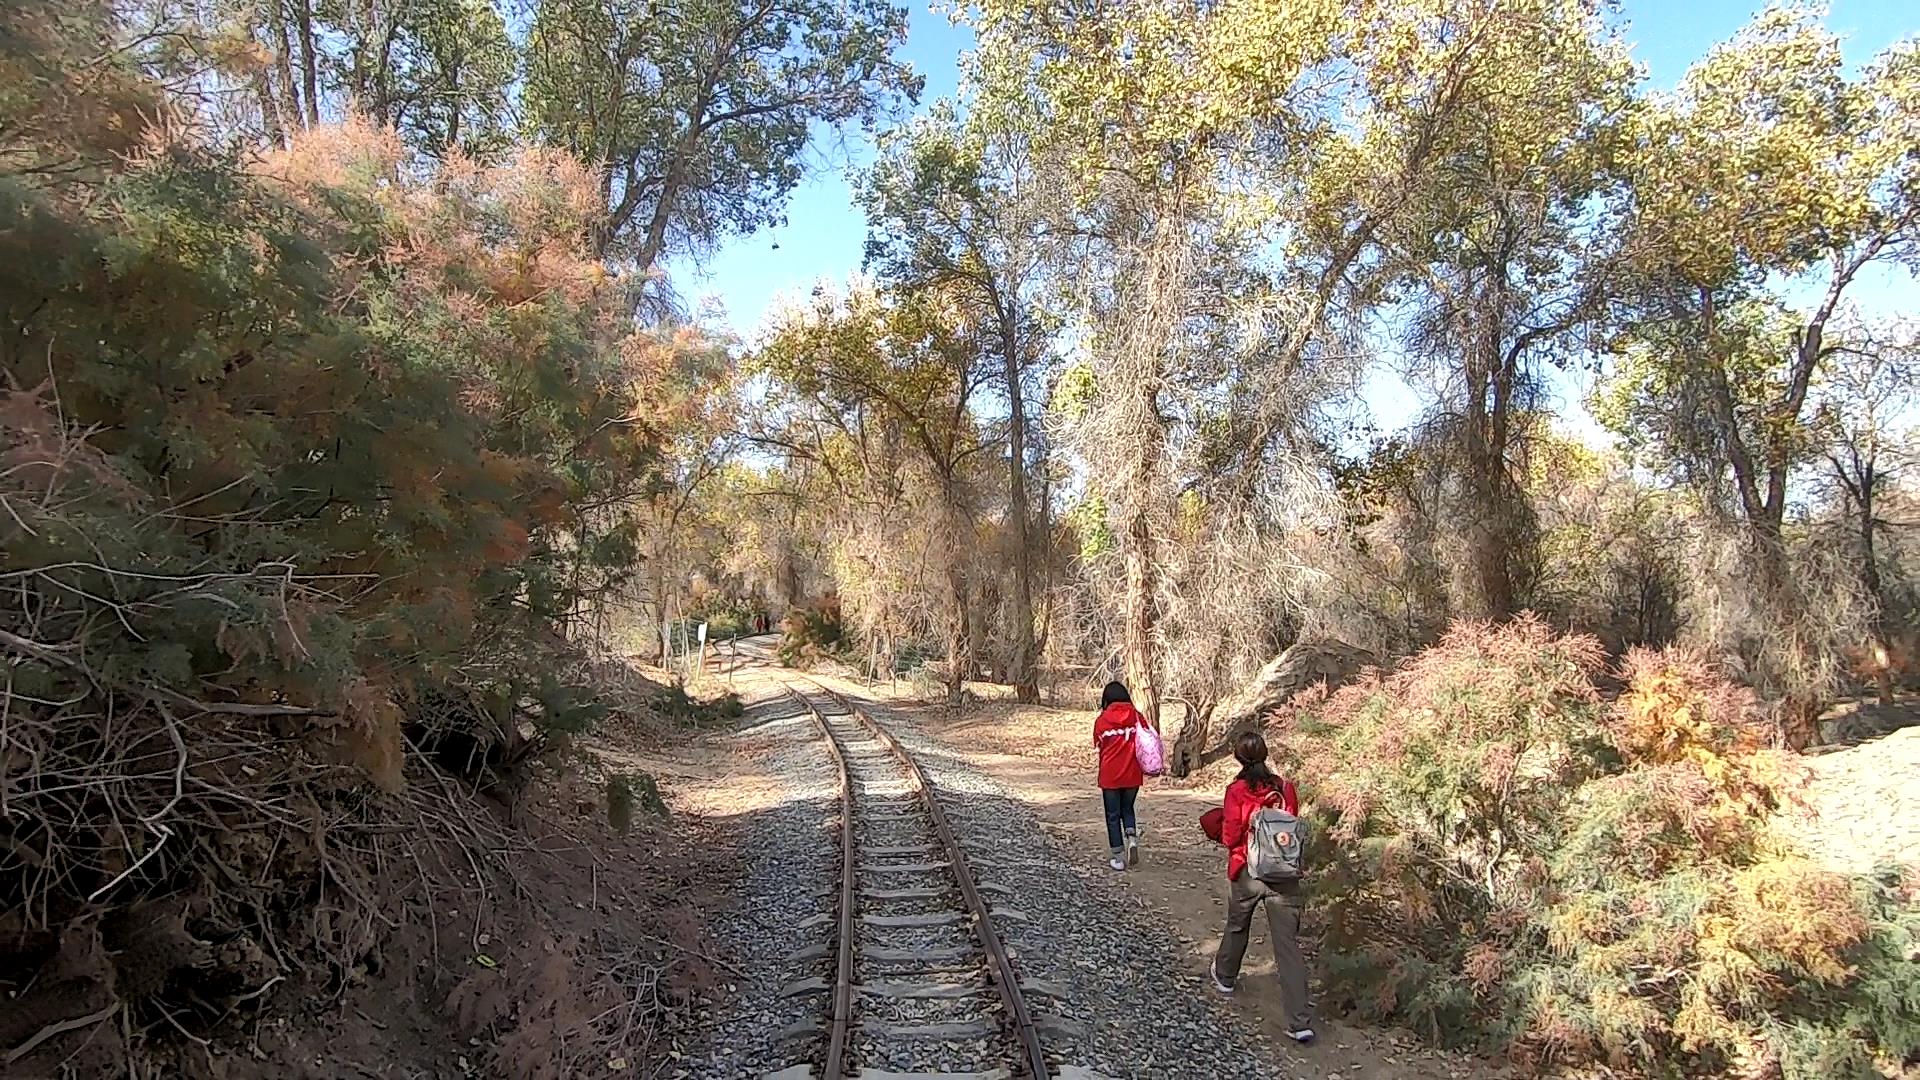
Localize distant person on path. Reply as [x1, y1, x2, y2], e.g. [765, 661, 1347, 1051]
[1209, 731, 1315, 1045]
[1093, 680, 1151, 871]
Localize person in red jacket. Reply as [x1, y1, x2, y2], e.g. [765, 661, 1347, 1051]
[1209, 731, 1314, 1044]
[1093, 680, 1151, 871]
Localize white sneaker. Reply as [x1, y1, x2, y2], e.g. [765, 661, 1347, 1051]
[1125, 834, 1140, 867]
[1286, 1028, 1315, 1045]
[1210, 965, 1234, 995]
[1108, 856, 1126, 872]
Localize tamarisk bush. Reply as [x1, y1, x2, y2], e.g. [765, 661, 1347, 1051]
[0, 11, 712, 1063]
[1274, 619, 1920, 1077]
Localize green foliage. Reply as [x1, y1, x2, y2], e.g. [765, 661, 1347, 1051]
[389, 0, 519, 159]
[1598, 6, 1920, 571]
[1283, 626, 1919, 1076]
[1065, 493, 1116, 562]
[677, 604, 757, 643]
[534, 675, 611, 736]
[653, 685, 745, 727]
[523, 0, 921, 261]
[0, 7, 705, 928]
[1052, 363, 1096, 424]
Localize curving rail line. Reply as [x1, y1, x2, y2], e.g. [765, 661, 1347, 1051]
[769, 679, 1051, 1080]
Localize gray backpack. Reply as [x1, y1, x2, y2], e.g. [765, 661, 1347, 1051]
[1245, 781, 1307, 883]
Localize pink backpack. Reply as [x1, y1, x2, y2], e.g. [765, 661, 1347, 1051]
[1133, 720, 1165, 776]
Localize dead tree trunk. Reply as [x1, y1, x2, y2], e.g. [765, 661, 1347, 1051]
[946, 558, 969, 706]
[1122, 494, 1159, 729]
[1000, 299, 1039, 703]
[1165, 642, 1376, 776]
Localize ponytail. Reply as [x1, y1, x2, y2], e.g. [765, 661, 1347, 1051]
[1232, 731, 1281, 792]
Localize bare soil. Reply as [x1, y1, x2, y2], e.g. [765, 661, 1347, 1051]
[1801, 698, 1920, 876]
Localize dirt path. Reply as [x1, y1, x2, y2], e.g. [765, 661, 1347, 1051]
[795, 672, 1499, 1080]
[1796, 715, 1920, 877]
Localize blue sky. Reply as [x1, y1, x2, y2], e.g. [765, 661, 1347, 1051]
[680, 0, 1918, 437]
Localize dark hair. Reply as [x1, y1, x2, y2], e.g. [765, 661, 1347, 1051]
[1100, 681, 1131, 708]
[1233, 731, 1280, 791]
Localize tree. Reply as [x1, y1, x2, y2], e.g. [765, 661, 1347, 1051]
[1602, 9, 1920, 739]
[624, 326, 739, 662]
[1816, 317, 1919, 704]
[385, 0, 517, 159]
[1385, 0, 1634, 620]
[0, 83, 683, 1037]
[974, 0, 1630, 765]
[970, 0, 1351, 735]
[128, 0, 516, 157]
[522, 0, 920, 265]
[756, 281, 997, 702]
[859, 104, 1058, 701]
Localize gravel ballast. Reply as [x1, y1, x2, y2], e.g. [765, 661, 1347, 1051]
[687, 684, 1300, 1080]
[681, 694, 839, 1080]
[864, 698, 1299, 1080]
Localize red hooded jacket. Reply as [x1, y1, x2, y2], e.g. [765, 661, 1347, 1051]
[1092, 702, 1148, 789]
[1219, 776, 1298, 882]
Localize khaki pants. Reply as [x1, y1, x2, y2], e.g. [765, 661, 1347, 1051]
[1214, 873, 1311, 1030]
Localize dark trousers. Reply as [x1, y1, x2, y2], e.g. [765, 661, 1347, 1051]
[1215, 873, 1312, 1030]
[1100, 786, 1138, 851]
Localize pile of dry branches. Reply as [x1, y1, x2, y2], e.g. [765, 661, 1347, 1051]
[0, 392, 705, 1076]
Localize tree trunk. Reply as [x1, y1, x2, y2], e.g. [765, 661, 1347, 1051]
[1122, 509, 1159, 729]
[946, 558, 969, 706]
[295, 0, 320, 127]
[1461, 267, 1523, 621]
[1032, 429, 1056, 703]
[445, 56, 463, 152]
[649, 555, 669, 664]
[1747, 522, 1826, 750]
[999, 306, 1039, 702]
[1700, 290, 1830, 749]
[1859, 485, 1895, 706]
[254, 67, 287, 148]
[270, 3, 300, 138]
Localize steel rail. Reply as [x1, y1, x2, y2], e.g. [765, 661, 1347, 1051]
[784, 685, 855, 1080]
[806, 680, 1051, 1080]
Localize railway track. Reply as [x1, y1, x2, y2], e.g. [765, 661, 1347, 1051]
[764, 681, 1051, 1080]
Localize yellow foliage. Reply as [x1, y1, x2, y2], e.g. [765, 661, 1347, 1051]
[1719, 859, 1868, 986]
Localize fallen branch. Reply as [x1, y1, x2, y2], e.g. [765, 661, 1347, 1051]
[87, 823, 173, 901]
[637, 932, 747, 978]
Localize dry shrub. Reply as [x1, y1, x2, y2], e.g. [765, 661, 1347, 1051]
[779, 594, 845, 668]
[0, 40, 690, 1073]
[1287, 621, 1919, 1077]
[450, 940, 602, 1080]
[1613, 647, 1771, 766]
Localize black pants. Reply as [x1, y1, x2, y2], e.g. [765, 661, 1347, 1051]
[1101, 786, 1138, 851]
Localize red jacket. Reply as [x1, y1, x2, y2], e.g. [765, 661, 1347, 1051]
[1220, 776, 1297, 881]
[1093, 702, 1148, 789]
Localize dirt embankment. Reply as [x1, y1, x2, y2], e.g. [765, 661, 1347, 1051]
[0, 665, 745, 1080]
[1799, 701, 1920, 877]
